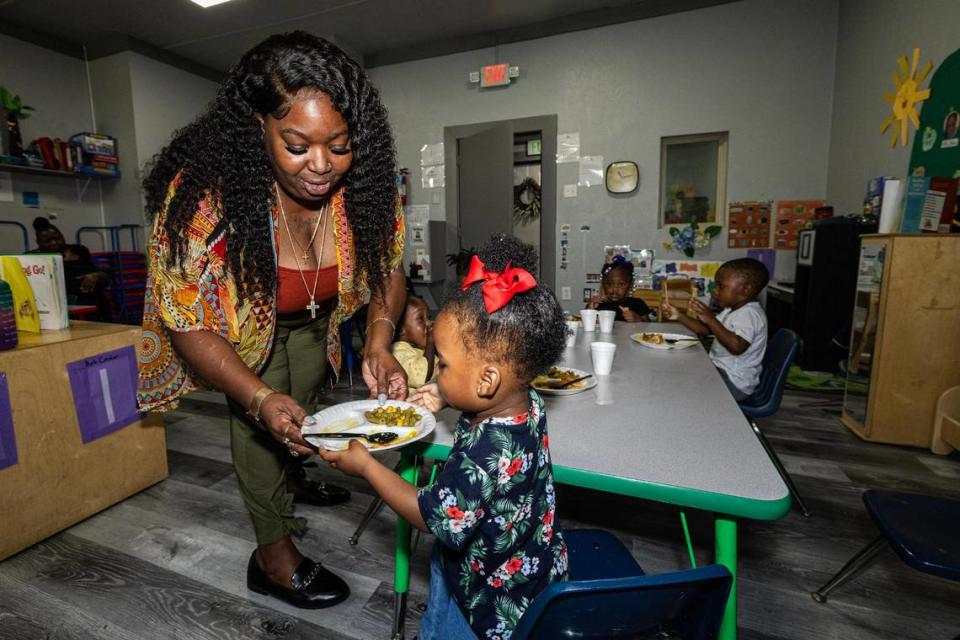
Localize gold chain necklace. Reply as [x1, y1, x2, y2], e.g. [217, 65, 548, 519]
[276, 184, 329, 319]
[282, 194, 326, 261]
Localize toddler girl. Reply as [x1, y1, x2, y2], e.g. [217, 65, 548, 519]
[321, 234, 569, 639]
[391, 295, 437, 390]
[587, 257, 651, 321]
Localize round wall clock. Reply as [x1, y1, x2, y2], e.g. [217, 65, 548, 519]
[605, 161, 639, 194]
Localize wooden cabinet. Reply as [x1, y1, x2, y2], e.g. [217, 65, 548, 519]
[840, 235, 960, 448]
[0, 322, 166, 560]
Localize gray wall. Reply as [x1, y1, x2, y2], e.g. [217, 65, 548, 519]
[0, 33, 103, 252]
[827, 0, 960, 214]
[129, 52, 218, 175]
[90, 51, 218, 241]
[0, 38, 216, 253]
[88, 52, 141, 246]
[370, 0, 840, 291]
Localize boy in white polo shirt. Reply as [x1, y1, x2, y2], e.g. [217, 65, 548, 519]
[661, 258, 768, 400]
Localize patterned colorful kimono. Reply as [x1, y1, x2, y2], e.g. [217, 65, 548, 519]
[137, 177, 404, 412]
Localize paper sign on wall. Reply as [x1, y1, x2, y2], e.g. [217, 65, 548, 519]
[0, 172, 12, 203]
[727, 201, 772, 248]
[0, 373, 16, 470]
[578, 156, 603, 187]
[67, 346, 142, 444]
[774, 200, 824, 250]
[556, 133, 580, 163]
[747, 249, 776, 279]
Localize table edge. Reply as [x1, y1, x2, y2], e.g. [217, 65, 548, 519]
[410, 442, 792, 522]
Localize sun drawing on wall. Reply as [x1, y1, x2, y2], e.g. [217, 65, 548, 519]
[881, 47, 932, 147]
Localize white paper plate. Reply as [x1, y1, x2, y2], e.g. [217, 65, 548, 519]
[302, 400, 436, 453]
[531, 367, 598, 396]
[630, 332, 700, 350]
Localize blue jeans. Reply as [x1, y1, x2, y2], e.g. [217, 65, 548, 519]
[418, 544, 478, 640]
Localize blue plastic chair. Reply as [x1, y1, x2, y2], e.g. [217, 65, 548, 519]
[736, 328, 810, 517]
[812, 490, 960, 603]
[512, 529, 732, 640]
[739, 328, 801, 417]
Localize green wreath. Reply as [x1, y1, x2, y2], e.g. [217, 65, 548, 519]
[513, 177, 542, 225]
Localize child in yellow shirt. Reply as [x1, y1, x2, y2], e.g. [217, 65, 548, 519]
[390, 295, 436, 389]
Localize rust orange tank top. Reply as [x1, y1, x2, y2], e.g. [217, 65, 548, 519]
[276, 265, 338, 314]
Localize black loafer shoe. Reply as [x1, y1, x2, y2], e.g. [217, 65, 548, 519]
[247, 552, 350, 609]
[291, 480, 351, 507]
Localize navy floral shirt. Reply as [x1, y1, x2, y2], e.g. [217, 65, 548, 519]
[417, 389, 569, 640]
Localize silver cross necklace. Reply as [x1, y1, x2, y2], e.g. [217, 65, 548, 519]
[276, 183, 329, 319]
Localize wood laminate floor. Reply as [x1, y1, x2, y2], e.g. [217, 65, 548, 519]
[2, 384, 959, 639]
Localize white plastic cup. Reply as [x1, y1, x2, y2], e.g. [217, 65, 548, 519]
[565, 320, 580, 347]
[590, 341, 617, 375]
[598, 310, 616, 333]
[580, 309, 598, 332]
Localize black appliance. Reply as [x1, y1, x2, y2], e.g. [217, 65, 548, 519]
[791, 216, 877, 372]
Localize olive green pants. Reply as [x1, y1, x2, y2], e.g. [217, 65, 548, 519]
[228, 314, 329, 545]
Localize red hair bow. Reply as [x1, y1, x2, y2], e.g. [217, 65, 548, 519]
[461, 255, 537, 313]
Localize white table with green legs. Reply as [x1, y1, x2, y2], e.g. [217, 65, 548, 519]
[391, 322, 792, 640]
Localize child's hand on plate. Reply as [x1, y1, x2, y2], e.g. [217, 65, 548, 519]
[319, 439, 374, 478]
[409, 382, 445, 413]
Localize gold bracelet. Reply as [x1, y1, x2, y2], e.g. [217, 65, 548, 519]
[369, 316, 397, 334]
[248, 385, 278, 421]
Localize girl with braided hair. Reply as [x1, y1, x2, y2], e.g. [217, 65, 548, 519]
[137, 31, 408, 608]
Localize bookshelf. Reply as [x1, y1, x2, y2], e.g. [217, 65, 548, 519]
[0, 161, 120, 202]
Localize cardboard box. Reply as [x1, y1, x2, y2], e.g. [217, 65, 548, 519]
[0, 322, 166, 560]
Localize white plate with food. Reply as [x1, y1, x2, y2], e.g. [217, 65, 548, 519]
[302, 400, 436, 452]
[630, 332, 700, 350]
[531, 366, 597, 396]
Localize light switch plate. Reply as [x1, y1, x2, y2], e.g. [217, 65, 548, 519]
[561, 286, 571, 300]
[563, 184, 578, 198]
[431, 191, 442, 204]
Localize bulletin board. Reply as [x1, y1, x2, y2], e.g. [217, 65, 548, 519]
[727, 201, 772, 248]
[774, 200, 824, 250]
[908, 47, 960, 200]
[652, 259, 722, 302]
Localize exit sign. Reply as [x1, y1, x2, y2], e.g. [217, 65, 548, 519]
[481, 63, 510, 87]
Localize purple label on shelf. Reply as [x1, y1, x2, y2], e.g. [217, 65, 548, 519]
[0, 372, 17, 470]
[67, 345, 143, 444]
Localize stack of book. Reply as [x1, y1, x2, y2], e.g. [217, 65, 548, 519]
[70, 132, 121, 177]
[31, 137, 75, 172]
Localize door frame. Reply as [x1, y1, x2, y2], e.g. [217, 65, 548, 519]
[443, 114, 558, 291]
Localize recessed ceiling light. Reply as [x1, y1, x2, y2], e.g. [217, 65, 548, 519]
[189, 0, 234, 7]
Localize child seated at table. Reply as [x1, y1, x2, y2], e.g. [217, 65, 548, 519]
[661, 257, 768, 401]
[321, 234, 570, 640]
[391, 295, 437, 391]
[587, 256, 651, 321]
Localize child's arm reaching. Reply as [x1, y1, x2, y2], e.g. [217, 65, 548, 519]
[688, 299, 750, 355]
[409, 382, 445, 413]
[661, 301, 710, 335]
[319, 441, 429, 532]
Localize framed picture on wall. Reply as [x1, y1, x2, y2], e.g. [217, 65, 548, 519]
[797, 229, 815, 266]
[658, 132, 729, 228]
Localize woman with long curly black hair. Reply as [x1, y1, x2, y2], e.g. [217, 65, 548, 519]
[137, 32, 408, 609]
